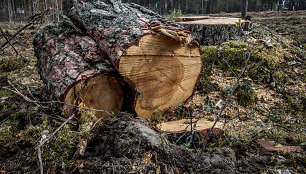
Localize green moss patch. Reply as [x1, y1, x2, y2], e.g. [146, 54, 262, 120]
[0, 90, 13, 98]
[236, 80, 257, 107]
[0, 56, 25, 73]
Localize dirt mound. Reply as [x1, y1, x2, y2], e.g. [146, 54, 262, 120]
[79, 113, 236, 173]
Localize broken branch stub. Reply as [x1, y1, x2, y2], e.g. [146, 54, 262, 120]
[34, 0, 202, 119]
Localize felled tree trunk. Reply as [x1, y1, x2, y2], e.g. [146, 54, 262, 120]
[34, 0, 202, 119]
[177, 17, 250, 45]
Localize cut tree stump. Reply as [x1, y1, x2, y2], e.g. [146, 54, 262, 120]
[34, 0, 202, 120]
[175, 16, 211, 22]
[177, 17, 251, 45]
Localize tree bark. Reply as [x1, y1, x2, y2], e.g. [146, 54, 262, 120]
[178, 17, 249, 46]
[215, 0, 220, 13]
[278, 0, 283, 11]
[34, 0, 202, 120]
[254, 0, 258, 12]
[201, 0, 204, 14]
[8, 0, 13, 22]
[289, 0, 294, 11]
[241, 0, 248, 19]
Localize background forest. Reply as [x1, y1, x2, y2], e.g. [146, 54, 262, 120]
[0, 0, 305, 22]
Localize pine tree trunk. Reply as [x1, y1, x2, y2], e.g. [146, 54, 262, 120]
[254, 0, 258, 11]
[278, 0, 283, 11]
[34, 0, 202, 120]
[241, 0, 248, 19]
[289, 0, 294, 11]
[8, 0, 13, 22]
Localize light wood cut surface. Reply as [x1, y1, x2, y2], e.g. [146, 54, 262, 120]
[156, 119, 222, 133]
[178, 17, 249, 26]
[63, 75, 124, 119]
[175, 16, 211, 22]
[119, 34, 202, 119]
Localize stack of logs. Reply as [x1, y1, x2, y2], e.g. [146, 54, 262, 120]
[33, 0, 203, 120]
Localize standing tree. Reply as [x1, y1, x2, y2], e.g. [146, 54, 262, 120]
[289, 0, 294, 10]
[278, 0, 283, 10]
[241, 0, 248, 19]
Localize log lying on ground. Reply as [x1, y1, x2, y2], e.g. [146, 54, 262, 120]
[34, 24, 124, 119]
[34, 0, 202, 119]
[177, 17, 251, 45]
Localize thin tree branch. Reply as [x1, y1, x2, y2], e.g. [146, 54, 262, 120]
[37, 114, 75, 174]
[221, 53, 238, 78]
[6, 80, 40, 107]
[37, 76, 88, 174]
[0, 27, 19, 56]
[0, 8, 49, 50]
[4, 81, 113, 117]
[203, 43, 260, 149]
[4, 79, 111, 174]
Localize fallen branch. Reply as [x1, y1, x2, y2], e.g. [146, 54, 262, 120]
[202, 43, 260, 149]
[6, 80, 40, 107]
[37, 114, 75, 174]
[0, 9, 49, 50]
[4, 79, 112, 173]
[221, 53, 238, 78]
[0, 27, 19, 56]
[37, 77, 89, 174]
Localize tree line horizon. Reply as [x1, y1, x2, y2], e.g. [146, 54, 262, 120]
[0, 0, 305, 22]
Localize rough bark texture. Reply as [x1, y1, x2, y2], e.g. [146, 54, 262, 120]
[178, 18, 250, 45]
[34, 0, 202, 119]
[187, 24, 241, 46]
[241, 0, 248, 19]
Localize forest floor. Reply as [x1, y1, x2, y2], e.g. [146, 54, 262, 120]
[0, 11, 305, 173]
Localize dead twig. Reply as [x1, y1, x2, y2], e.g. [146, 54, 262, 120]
[221, 53, 238, 78]
[0, 9, 49, 50]
[0, 27, 20, 57]
[5, 80, 41, 107]
[4, 79, 110, 174]
[4, 81, 113, 117]
[203, 43, 260, 149]
[37, 77, 88, 174]
[0, 22, 33, 50]
[37, 114, 75, 174]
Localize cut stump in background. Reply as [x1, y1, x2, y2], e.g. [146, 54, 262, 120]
[177, 17, 251, 45]
[175, 16, 211, 22]
[34, 0, 202, 120]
